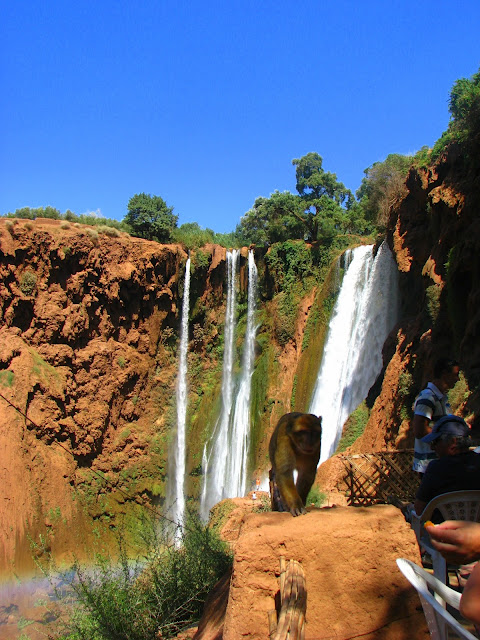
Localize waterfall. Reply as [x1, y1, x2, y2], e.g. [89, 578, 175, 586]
[200, 249, 258, 520]
[200, 250, 240, 520]
[166, 257, 190, 537]
[225, 250, 258, 499]
[309, 242, 399, 463]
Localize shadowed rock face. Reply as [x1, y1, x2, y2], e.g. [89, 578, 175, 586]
[383, 151, 480, 422]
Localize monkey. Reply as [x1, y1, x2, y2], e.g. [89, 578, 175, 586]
[268, 412, 322, 516]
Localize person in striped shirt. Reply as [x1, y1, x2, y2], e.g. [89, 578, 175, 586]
[412, 357, 460, 475]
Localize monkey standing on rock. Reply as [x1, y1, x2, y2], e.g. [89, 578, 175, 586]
[269, 412, 322, 516]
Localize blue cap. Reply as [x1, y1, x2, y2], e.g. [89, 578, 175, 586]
[421, 414, 470, 443]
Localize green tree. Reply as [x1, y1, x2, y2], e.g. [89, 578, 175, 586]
[235, 190, 305, 245]
[431, 67, 480, 165]
[124, 193, 178, 242]
[356, 153, 413, 229]
[173, 222, 215, 248]
[293, 152, 351, 204]
[292, 152, 354, 241]
[449, 68, 480, 140]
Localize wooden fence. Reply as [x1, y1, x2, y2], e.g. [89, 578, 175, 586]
[340, 450, 420, 506]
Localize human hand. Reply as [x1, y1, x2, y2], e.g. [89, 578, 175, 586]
[427, 520, 480, 564]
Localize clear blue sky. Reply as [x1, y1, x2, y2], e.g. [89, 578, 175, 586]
[2, 1, 480, 233]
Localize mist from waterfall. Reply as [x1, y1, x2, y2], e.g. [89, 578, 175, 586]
[200, 250, 258, 520]
[166, 257, 190, 538]
[309, 242, 399, 463]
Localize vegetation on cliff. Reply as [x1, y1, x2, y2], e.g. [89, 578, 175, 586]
[236, 151, 374, 246]
[38, 512, 232, 640]
[431, 66, 480, 167]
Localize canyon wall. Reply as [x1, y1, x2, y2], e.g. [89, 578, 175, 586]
[4, 145, 479, 574]
[0, 219, 235, 573]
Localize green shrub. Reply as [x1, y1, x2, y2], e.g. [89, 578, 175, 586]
[266, 240, 313, 293]
[306, 485, 327, 507]
[397, 371, 414, 398]
[426, 284, 442, 323]
[53, 513, 232, 640]
[448, 371, 471, 413]
[273, 291, 297, 345]
[98, 225, 121, 237]
[173, 223, 214, 249]
[335, 401, 369, 452]
[20, 270, 37, 296]
[86, 228, 99, 245]
[0, 370, 14, 387]
[192, 249, 210, 271]
[252, 493, 272, 513]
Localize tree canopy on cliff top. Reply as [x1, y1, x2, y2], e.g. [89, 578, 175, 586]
[432, 65, 480, 168]
[235, 152, 372, 246]
[124, 193, 178, 243]
[5, 67, 479, 244]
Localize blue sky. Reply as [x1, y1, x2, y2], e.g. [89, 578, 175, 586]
[1, 1, 480, 233]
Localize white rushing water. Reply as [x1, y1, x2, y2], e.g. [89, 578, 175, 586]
[168, 257, 191, 538]
[225, 250, 258, 499]
[200, 250, 259, 520]
[309, 242, 399, 463]
[200, 250, 240, 520]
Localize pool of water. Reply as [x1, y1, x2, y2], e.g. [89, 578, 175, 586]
[0, 570, 72, 640]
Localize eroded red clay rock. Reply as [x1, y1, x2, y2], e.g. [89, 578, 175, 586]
[211, 505, 428, 640]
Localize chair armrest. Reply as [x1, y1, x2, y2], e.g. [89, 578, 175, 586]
[411, 511, 422, 544]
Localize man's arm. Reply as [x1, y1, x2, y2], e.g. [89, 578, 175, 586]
[412, 414, 430, 439]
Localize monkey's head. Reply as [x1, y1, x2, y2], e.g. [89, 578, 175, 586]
[289, 413, 322, 455]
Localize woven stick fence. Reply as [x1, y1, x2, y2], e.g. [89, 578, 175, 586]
[340, 450, 420, 506]
[268, 557, 306, 640]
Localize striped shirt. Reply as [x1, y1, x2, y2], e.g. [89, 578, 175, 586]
[412, 382, 451, 473]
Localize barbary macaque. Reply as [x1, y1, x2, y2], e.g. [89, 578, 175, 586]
[269, 412, 322, 516]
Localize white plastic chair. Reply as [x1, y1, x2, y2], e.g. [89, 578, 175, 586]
[411, 491, 480, 586]
[396, 558, 478, 640]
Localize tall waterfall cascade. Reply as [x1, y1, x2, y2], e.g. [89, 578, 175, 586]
[166, 257, 191, 537]
[226, 251, 258, 499]
[200, 250, 258, 520]
[309, 242, 399, 463]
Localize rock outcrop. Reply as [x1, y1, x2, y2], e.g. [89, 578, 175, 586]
[0, 218, 235, 573]
[194, 504, 427, 640]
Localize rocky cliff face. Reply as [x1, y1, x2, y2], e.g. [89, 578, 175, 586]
[0, 216, 347, 575]
[0, 219, 242, 573]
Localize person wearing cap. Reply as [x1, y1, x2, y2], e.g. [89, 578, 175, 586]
[411, 358, 460, 475]
[413, 415, 480, 517]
